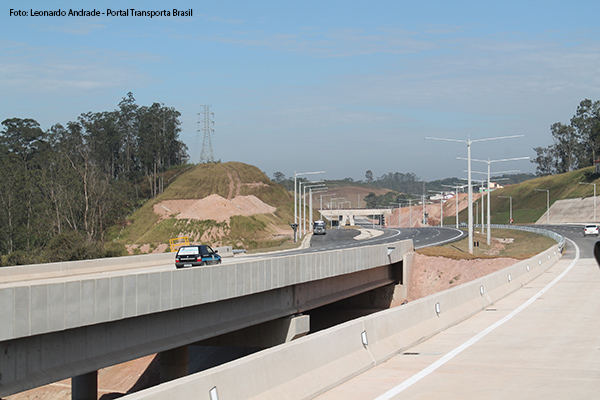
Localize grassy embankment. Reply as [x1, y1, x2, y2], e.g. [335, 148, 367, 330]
[419, 228, 558, 260]
[116, 162, 295, 252]
[441, 166, 600, 226]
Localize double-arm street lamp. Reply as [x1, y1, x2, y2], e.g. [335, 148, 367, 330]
[579, 182, 597, 222]
[305, 184, 326, 234]
[534, 188, 550, 225]
[294, 171, 324, 240]
[460, 156, 528, 245]
[426, 135, 524, 254]
[443, 184, 468, 228]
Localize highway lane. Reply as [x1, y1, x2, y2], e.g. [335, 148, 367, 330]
[0, 226, 464, 287]
[315, 225, 600, 400]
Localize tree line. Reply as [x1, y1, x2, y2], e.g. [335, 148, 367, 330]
[0, 92, 189, 265]
[532, 99, 600, 176]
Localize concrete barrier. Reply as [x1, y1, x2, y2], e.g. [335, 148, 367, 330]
[122, 244, 561, 400]
[0, 252, 175, 284]
[0, 246, 236, 285]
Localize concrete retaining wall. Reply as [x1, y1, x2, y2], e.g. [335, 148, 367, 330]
[122, 245, 561, 400]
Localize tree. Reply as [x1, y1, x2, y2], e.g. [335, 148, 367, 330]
[571, 99, 600, 167]
[273, 171, 285, 183]
[531, 146, 555, 176]
[118, 92, 139, 176]
[550, 122, 578, 173]
[365, 170, 374, 184]
[531, 99, 600, 176]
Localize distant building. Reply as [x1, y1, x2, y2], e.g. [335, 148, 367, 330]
[479, 182, 504, 192]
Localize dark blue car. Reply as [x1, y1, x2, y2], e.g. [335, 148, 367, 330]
[175, 245, 221, 268]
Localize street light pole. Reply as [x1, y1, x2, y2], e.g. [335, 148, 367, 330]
[498, 196, 513, 223]
[330, 197, 344, 228]
[428, 190, 445, 227]
[390, 202, 403, 228]
[462, 156, 528, 245]
[426, 134, 523, 254]
[443, 184, 468, 228]
[579, 182, 597, 222]
[294, 171, 324, 241]
[534, 189, 550, 225]
[306, 184, 326, 232]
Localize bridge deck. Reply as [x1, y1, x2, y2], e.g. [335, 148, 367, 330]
[316, 252, 600, 399]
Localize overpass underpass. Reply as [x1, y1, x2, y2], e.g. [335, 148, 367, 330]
[0, 239, 414, 399]
[319, 208, 393, 227]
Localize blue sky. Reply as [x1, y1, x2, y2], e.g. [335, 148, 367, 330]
[2, 0, 599, 181]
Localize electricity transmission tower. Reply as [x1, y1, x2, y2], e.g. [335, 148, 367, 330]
[198, 105, 215, 163]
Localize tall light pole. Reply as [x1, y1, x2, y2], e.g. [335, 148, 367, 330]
[443, 184, 468, 228]
[320, 193, 336, 217]
[299, 180, 324, 237]
[300, 181, 325, 235]
[308, 185, 327, 232]
[498, 196, 513, 223]
[534, 188, 550, 225]
[461, 156, 528, 245]
[330, 197, 344, 228]
[579, 182, 597, 222]
[426, 135, 524, 254]
[390, 202, 404, 228]
[294, 171, 324, 236]
[428, 190, 445, 227]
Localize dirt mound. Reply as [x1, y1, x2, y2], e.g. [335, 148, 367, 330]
[387, 192, 481, 227]
[406, 253, 517, 301]
[154, 194, 277, 223]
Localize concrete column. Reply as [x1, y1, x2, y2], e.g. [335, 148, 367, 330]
[160, 345, 189, 383]
[71, 370, 97, 400]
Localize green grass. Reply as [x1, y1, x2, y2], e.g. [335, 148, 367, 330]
[116, 162, 297, 251]
[418, 229, 557, 260]
[454, 166, 600, 225]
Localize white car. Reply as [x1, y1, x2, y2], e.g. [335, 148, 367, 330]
[583, 224, 598, 237]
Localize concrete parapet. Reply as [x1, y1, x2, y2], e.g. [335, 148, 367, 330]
[0, 252, 175, 284]
[121, 245, 560, 400]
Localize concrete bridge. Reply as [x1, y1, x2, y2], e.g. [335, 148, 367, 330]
[0, 239, 413, 399]
[319, 208, 393, 226]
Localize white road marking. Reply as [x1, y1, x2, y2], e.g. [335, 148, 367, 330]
[374, 238, 580, 400]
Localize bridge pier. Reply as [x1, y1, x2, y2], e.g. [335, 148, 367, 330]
[71, 371, 97, 400]
[198, 314, 310, 348]
[160, 345, 189, 382]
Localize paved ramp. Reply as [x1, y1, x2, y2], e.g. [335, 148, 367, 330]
[316, 243, 600, 399]
[537, 197, 599, 224]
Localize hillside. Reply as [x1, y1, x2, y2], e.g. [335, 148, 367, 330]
[454, 166, 600, 225]
[118, 162, 295, 252]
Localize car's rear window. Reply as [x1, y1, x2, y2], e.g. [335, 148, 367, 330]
[178, 246, 199, 255]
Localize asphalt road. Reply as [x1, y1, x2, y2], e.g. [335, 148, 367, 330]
[305, 226, 466, 253]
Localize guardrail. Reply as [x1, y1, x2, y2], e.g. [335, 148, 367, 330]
[474, 224, 565, 253]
